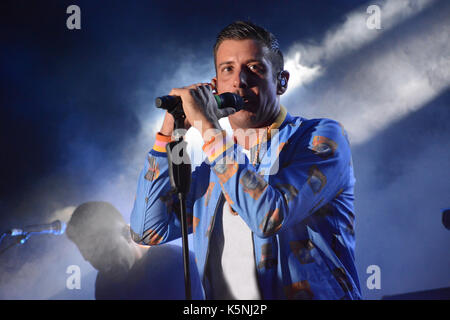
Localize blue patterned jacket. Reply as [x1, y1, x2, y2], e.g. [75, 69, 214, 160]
[130, 106, 361, 299]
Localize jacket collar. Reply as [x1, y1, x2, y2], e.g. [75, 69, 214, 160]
[236, 105, 290, 165]
[267, 105, 288, 139]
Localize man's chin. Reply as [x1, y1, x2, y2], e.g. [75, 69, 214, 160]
[229, 110, 257, 129]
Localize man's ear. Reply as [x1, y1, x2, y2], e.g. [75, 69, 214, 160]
[277, 70, 290, 95]
[211, 77, 218, 93]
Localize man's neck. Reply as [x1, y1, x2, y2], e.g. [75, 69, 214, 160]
[232, 107, 281, 150]
[232, 127, 269, 150]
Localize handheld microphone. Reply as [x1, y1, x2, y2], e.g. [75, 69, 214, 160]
[8, 220, 66, 236]
[155, 92, 244, 113]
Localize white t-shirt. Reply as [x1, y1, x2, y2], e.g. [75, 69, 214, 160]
[207, 148, 261, 300]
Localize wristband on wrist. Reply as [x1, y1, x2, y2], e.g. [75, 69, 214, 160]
[152, 132, 173, 153]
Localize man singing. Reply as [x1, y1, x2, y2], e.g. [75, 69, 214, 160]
[130, 21, 361, 300]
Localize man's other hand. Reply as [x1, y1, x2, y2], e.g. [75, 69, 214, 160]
[169, 84, 236, 141]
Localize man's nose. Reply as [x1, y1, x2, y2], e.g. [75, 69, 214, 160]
[233, 69, 248, 89]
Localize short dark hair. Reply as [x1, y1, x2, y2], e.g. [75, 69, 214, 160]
[66, 201, 126, 244]
[213, 21, 284, 78]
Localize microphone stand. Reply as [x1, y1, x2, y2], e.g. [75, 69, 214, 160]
[165, 104, 192, 300]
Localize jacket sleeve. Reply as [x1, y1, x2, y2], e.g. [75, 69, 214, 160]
[129, 133, 196, 245]
[204, 119, 353, 238]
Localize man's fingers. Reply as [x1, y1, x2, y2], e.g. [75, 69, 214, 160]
[168, 87, 183, 97]
[197, 83, 213, 89]
[182, 83, 212, 90]
[170, 84, 213, 101]
[197, 85, 213, 100]
[217, 107, 237, 118]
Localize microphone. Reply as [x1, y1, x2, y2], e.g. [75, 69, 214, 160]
[155, 92, 244, 113]
[8, 220, 66, 236]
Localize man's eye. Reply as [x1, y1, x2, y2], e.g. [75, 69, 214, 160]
[222, 66, 233, 73]
[249, 64, 262, 72]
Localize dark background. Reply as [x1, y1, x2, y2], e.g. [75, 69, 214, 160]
[0, 0, 449, 299]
